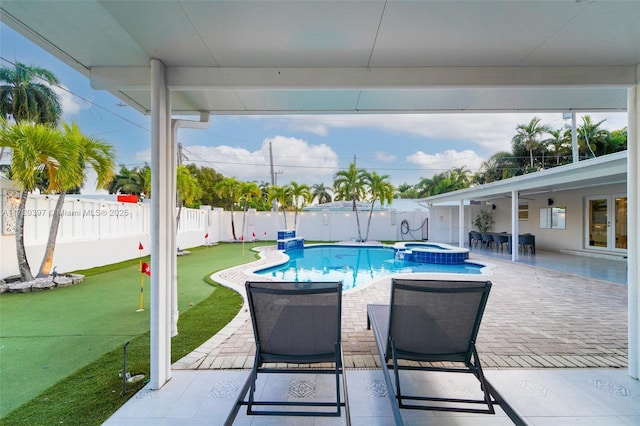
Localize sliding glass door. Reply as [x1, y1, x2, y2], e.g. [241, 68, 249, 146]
[585, 195, 627, 251]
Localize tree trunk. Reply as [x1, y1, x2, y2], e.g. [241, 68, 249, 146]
[230, 206, 237, 240]
[353, 196, 363, 242]
[281, 207, 288, 229]
[364, 200, 376, 242]
[176, 202, 183, 250]
[15, 190, 34, 282]
[37, 191, 66, 277]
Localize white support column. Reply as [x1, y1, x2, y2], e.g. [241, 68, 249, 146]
[170, 113, 210, 337]
[511, 190, 519, 262]
[459, 199, 465, 248]
[150, 59, 173, 389]
[628, 81, 639, 379]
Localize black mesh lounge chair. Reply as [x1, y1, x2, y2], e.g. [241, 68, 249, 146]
[367, 278, 526, 425]
[225, 281, 350, 425]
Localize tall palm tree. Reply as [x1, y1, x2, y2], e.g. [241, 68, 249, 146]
[578, 115, 609, 158]
[311, 182, 332, 204]
[512, 117, 551, 169]
[0, 62, 62, 160]
[544, 128, 570, 165]
[239, 181, 261, 239]
[215, 177, 242, 240]
[37, 122, 115, 277]
[175, 164, 202, 233]
[268, 185, 292, 229]
[449, 166, 471, 190]
[0, 119, 79, 281]
[289, 181, 311, 230]
[363, 171, 394, 241]
[333, 163, 367, 241]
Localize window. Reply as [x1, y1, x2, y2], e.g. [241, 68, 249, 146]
[518, 203, 528, 220]
[540, 207, 566, 229]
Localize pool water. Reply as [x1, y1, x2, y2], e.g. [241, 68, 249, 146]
[255, 245, 484, 290]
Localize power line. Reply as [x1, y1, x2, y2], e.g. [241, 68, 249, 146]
[0, 56, 150, 134]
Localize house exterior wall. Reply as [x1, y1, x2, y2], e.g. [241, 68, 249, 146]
[431, 183, 627, 255]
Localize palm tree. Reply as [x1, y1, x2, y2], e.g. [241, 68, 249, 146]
[239, 181, 261, 239]
[0, 62, 62, 160]
[311, 183, 332, 204]
[215, 177, 242, 240]
[544, 128, 570, 165]
[289, 181, 311, 230]
[578, 115, 609, 158]
[478, 151, 520, 183]
[396, 182, 417, 199]
[108, 164, 150, 199]
[512, 117, 551, 169]
[37, 122, 115, 277]
[268, 185, 292, 229]
[333, 163, 367, 241]
[363, 171, 394, 241]
[175, 164, 203, 233]
[449, 166, 471, 190]
[0, 119, 80, 281]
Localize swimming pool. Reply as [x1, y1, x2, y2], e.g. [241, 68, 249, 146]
[255, 244, 485, 290]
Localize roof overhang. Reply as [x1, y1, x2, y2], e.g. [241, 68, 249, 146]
[418, 151, 628, 205]
[2, 0, 639, 115]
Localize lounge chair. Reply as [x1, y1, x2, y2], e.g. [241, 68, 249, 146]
[225, 281, 350, 425]
[367, 278, 525, 425]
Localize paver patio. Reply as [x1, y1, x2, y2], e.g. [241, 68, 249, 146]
[174, 245, 627, 372]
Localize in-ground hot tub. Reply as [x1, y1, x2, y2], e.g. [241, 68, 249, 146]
[392, 242, 469, 265]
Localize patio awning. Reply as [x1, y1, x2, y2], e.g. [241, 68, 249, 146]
[1, 1, 638, 114]
[417, 151, 627, 205]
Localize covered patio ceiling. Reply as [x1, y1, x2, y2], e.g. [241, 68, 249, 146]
[1, 0, 639, 115]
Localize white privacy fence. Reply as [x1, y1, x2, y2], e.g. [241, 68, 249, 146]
[1, 183, 428, 278]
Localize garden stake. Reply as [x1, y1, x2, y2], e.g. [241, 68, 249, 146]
[121, 341, 130, 396]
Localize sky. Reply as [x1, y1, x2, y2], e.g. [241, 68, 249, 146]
[0, 23, 629, 195]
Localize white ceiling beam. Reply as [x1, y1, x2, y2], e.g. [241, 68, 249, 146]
[91, 66, 638, 91]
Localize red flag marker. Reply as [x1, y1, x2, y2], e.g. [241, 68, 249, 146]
[204, 233, 208, 239]
[141, 262, 151, 276]
[138, 242, 144, 250]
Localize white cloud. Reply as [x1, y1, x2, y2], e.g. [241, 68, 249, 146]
[135, 136, 339, 185]
[406, 149, 485, 178]
[375, 152, 396, 163]
[51, 83, 84, 118]
[271, 112, 628, 154]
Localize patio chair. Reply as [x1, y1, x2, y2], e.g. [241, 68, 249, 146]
[518, 234, 535, 254]
[492, 233, 510, 252]
[367, 278, 525, 425]
[480, 232, 494, 249]
[225, 281, 350, 425]
[469, 231, 483, 248]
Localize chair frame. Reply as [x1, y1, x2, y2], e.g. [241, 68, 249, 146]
[225, 281, 350, 425]
[367, 278, 526, 425]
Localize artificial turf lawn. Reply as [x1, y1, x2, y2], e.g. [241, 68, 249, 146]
[0, 242, 269, 420]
